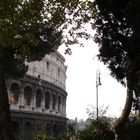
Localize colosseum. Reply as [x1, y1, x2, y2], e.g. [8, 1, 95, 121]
[7, 51, 68, 139]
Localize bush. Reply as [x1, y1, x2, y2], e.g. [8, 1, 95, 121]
[79, 119, 115, 140]
[35, 134, 56, 140]
[123, 117, 140, 140]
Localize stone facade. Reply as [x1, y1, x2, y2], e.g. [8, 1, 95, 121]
[7, 51, 68, 139]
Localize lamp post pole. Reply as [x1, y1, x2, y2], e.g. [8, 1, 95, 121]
[96, 69, 101, 121]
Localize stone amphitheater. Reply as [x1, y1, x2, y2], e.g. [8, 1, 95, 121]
[7, 51, 68, 139]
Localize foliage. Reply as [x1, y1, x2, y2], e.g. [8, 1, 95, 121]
[79, 119, 115, 140]
[86, 105, 109, 120]
[25, 116, 140, 140]
[30, 105, 116, 140]
[20, 129, 34, 140]
[0, 0, 95, 55]
[35, 133, 56, 140]
[42, 0, 95, 52]
[0, 0, 63, 78]
[0, 1, 96, 139]
[92, 0, 140, 90]
[0, 0, 97, 77]
[78, 105, 115, 140]
[123, 116, 140, 140]
[92, 0, 140, 138]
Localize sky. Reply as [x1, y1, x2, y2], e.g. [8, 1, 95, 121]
[58, 38, 126, 121]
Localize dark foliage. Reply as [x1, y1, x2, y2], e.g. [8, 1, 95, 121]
[92, 0, 140, 139]
[93, 0, 140, 87]
[79, 119, 115, 140]
[123, 117, 140, 140]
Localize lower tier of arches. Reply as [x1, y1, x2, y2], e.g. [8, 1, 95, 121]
[11, 110, 68, 140]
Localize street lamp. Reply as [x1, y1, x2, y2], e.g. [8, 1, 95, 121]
[96, 69, 101, 121]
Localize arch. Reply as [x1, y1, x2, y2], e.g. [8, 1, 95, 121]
[45, 91, 50, 109]
[24, 122, 33, 140]
[46, 61, 50, 70]
[36, 89, 42, 108]
[53, 124, 58, 136]
[52, 94, 56, 110]
[36, 121, 43, 131]
[46, 123, 51, 135]
[12, 121, 19, 135]
[58, 68, 60, 76]
[58, 96, 61, 112]
[24, 86, 32, 106]
[25, 122, 32, 130]
[9, 83, 20, 105]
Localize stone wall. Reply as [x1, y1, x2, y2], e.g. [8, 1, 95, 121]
[26, 51, 67, 89]
[6, 51, 68, 139]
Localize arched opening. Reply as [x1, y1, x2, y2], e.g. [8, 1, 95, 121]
[25, 122, 32, 130]
[24, 122, 33, 140]
[53, 124, 58, 136]
[36, 121, 44, 132]
[45, 92, 50, 109]
[52, 94, 56, 110]
[12, 121, 19, 135]
[46, 61, 49, 70]
[46, 123, 51, 135]
[58, 68, 60, 76]
[24, 86, 32, 106]
[58, 96, 61, 112]
[36, 89, 42, 108]
[9, 83, 20, 105]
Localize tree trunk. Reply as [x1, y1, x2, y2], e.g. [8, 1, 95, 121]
[0, 73, 15, 140]
[114, 80, 133, 140]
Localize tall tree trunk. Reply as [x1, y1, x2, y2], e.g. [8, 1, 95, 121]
[0, 73, 15, 140]
[114, 79, 133, 140]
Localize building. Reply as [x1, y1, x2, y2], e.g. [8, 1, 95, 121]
[7, 51, 68, 139]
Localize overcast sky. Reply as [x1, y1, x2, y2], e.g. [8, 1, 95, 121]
[58, 38, 126, 120]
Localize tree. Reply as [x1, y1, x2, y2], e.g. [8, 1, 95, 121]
[92, 0, 140, 139]
[0, 1, 63, 140]
[79, 120, 115, 140]
[80, 106, 115, 140]
[0, 0, 95, 139]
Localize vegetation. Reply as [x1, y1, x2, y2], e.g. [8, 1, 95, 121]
[33, 116, 140, 140]
[33, 106, 115, 140]
[29, 108, 140, 140]
[0, 1, 62, 139]
[123, 115, 140, 140]
[92, 0, 140, 139]
[79, 119, 115, 140]
[79, 105, 115, 140]
[1, 0, 140, 139]
[0, 0, 95, 139]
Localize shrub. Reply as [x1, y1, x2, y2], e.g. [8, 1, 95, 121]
[123, 117, 140, 140]
[79, 119, 115, 140]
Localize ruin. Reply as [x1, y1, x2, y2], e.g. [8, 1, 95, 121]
[7, 51, 68, 139]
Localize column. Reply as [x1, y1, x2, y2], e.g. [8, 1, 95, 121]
[41, 89, 46, 112]
[61, 97, 64, 116]
[63, 97, 66, 117]
[55, 94, 58, 113]
[19, 89, 24, 108]
[31, 92, 36, 110]
[7, 89, 11, 106]
[58, 96, 62, 114]
[60, 99, 62, 114]
[50, 93, 53, 112]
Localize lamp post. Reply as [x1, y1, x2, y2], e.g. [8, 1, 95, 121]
[96, 69, 101, 121]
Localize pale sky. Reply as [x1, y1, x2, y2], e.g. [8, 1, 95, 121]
[58, 39, 126, 120]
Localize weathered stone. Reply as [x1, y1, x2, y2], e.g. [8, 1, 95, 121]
[6, 51, 68, 139]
